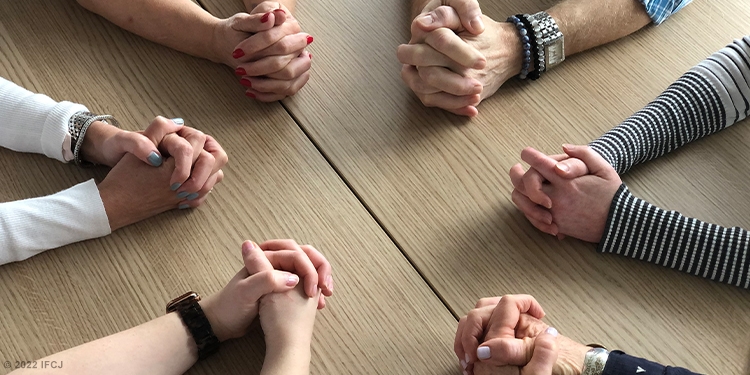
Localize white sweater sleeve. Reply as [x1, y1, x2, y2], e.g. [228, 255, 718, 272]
[0, 78, 112, 264]
[0, 180, 112, 264]
[0, 77, 87, 162]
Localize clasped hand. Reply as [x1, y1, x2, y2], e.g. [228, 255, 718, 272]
[213, 1, 313, 101]
[398, 0, 524, 116]
[455, 295, 589, 375]
[83, 116, 229, 231]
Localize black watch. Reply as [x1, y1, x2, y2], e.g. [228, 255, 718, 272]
[166, 291, 220, 360]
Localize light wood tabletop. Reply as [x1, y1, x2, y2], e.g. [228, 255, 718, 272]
[202, 0, 750, 373]
[0, 2, 457, 375]
[1, 0, 750, 374]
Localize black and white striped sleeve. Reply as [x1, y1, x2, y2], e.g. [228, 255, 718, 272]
[591, 37, 750, 288]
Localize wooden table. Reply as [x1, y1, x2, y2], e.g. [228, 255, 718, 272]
[1, 0, 749, 374]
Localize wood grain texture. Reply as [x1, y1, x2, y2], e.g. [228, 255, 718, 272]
[0, 1, 457, 375]
[199, 0, 750, 373]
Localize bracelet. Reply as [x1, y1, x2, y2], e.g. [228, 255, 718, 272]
[581, 347, 609, 375]
[505, 16, 532, 80]
[517, 14, 544, 80]
[68, 111, 119, 167]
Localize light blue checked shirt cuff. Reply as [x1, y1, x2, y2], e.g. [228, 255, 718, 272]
[641, 0, 692, 24]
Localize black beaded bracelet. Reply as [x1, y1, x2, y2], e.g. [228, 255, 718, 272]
[517, 14, 542, 80]
[505, 15, 532, 79]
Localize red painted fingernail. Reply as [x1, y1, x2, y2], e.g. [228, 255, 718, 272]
[274, 8, 286, 14]
[232, 49, 245, 59]
[306, 35, 314, 45]
[245, 92, 256, 98]
[309, 52, 313, 60]
[240, 78, 252, 88]
[261, 12, 270, 23]
[235, 67, 246, 76]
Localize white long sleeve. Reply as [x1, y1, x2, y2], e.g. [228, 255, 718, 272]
[0, 77, 86, 162]
[0, 77, 111, 264]
[0, 180, 111, 264]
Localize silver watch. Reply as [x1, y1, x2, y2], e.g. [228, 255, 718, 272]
[581, 347, 609, 375]
[527, 11, 565, 72]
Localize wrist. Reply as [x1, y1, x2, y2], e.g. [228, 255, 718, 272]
[209, 17, 238, 68]
[79, 121, 119, 166]
[198, 297, 234, 343]
[97, 180, 125, 231]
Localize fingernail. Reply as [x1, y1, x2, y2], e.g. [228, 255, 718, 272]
[470, 16, 484, 31]
[245, 92, 256, 99]
[178, 204, 190, 210]
[562, 143, 575, 150]
[417, 14, 433, 25]
[186, 193, 199, 201]
[240, 78, 252, 88]
[233, 48, 245, 59]
[476, 346, 490, 360]
[326, 275, 333, 291]
[235, 67, 246, 76]
[170, 183, 182, 191]
[546, 327, 559, 337]
[465, 353, 470, 364]
[261, 12, 271, 23]
[286, 274, 300, 286]
[309, 52, 312, 60]
[306, 35, 314, 45]
[177, 191, 190, 199]
[556, 163, 569, 173]
[545, 200, 552, 210]
[274, 8, 286, 14]
[460, 359, 467, 369]
[170, 118, 184, 125]
[147, 152, 162, 167]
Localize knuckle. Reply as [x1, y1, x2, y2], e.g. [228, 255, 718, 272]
[431, 29, 452, 50]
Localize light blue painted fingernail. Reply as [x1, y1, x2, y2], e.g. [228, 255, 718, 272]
[546, 327, 559, 337]
[147, 152, 162, 167]
[170, 183, 182, 191]
[171, 118, 184, 125]
[178, 204, 190, 210]
[476, 346, 490, 360]
[186, 193, 199, 201]
[176, 191, 190, 199]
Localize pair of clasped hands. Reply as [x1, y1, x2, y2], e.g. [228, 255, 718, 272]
[398, 0, 523, 117]
[80, 116, 228, 231]
[455, 295, 590, 375]
[214, 1, 313, 101]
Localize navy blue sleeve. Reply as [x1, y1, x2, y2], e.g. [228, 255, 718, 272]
[602, 351, 704, 375]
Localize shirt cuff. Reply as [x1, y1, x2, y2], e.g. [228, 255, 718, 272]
[640, 0, 693, 25]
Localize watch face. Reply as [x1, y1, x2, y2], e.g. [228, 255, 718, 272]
[545, 39, 565, 68]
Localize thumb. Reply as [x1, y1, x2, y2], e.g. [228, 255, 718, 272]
[415, 6, 462, 32]
[118, 131, 163, 167]
[230, 12, 276, 33]
[142, 116, 184, 150]
[241, 269, 300, 302]
[553, 157, 590, 179]
[521, 328, 559, 375]
[242, 240, 274, 275]
[561, 144, 615, 178]
[476, 337, 531, 366]
[445, 0, 484, 34]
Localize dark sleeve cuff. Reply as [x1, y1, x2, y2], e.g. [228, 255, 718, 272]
[602, 350, 705, 375]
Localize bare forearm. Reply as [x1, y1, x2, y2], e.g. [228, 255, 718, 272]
[12, 313, 197, 375]
[548, 0, 651, 56]
[76, 0, 222, 63]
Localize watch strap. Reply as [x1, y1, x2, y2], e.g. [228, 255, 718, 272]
[167, 292, 220, 360]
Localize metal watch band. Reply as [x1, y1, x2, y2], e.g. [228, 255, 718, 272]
[581, 347, 609, 375]
[166, 292, 220, 360]
[68, 111, 119, 166]
[527, 11, 565, 72]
